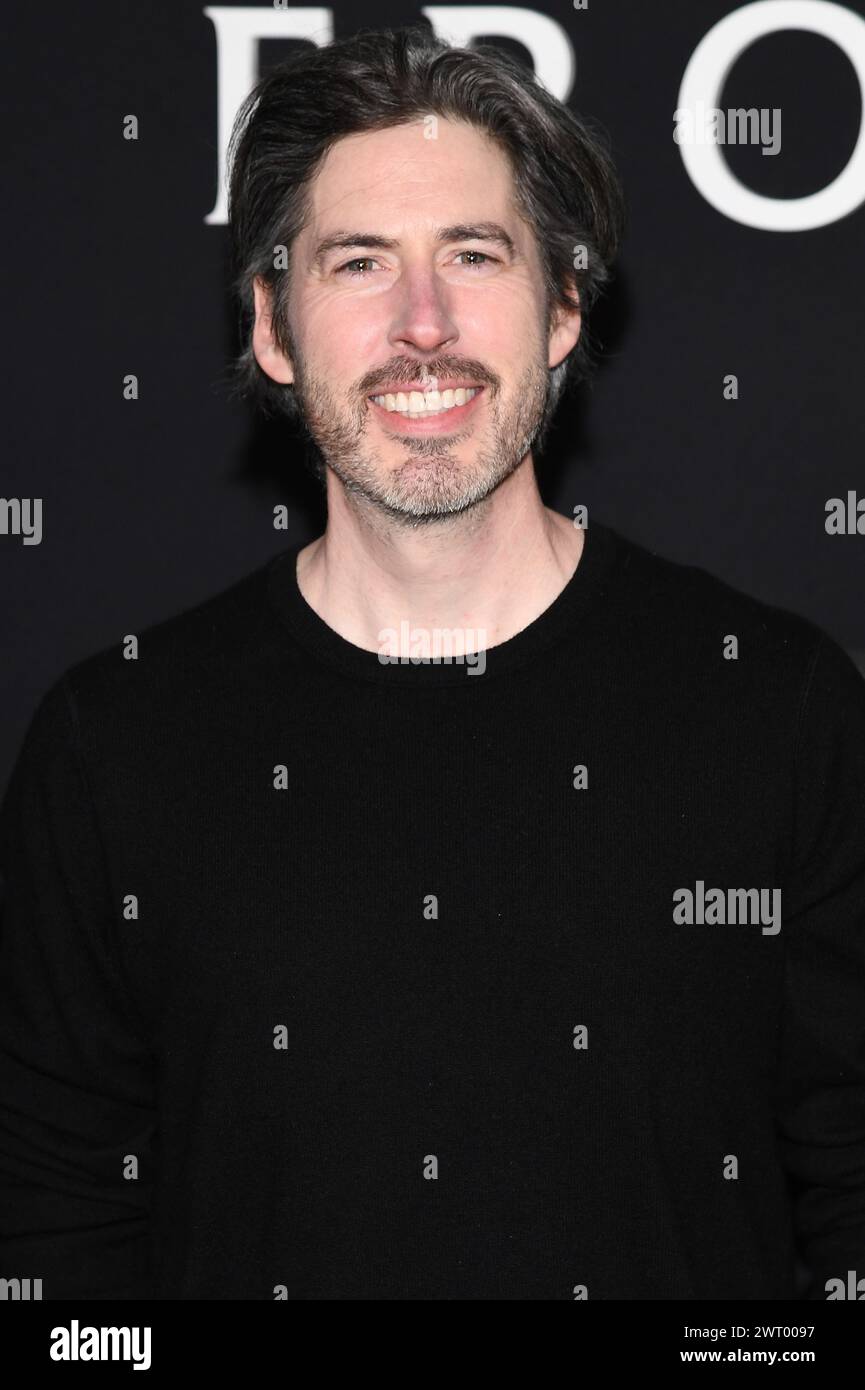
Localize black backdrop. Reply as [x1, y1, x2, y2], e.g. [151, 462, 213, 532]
[2, 0, 864, 790]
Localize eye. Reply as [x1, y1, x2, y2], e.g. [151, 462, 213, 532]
[454, 250, 497, 269]
[333, 249, 498, 277]
[334, 257, 381, 277]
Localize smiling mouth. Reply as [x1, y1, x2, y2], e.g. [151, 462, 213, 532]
[369, 386, 482, 420]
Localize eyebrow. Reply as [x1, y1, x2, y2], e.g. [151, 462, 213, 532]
[312, 222, 517, 265]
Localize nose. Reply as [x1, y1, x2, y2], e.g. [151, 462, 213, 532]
[386, 265, 459, 357]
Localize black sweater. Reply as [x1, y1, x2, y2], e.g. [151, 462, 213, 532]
[1, 517, 864, 1300]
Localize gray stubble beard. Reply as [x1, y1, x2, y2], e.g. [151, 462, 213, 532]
[292, 353, 551, 529]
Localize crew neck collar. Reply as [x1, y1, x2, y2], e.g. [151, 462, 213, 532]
[266, 518, 620, 686]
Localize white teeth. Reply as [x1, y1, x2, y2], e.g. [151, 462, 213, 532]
[371, 386, 480, 417]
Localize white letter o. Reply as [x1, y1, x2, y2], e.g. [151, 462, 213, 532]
[677, 0, 865, 230]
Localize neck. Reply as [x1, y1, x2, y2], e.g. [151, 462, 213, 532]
[295, 458, 584, 657]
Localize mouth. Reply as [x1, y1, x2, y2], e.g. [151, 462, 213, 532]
[367, 385, 484, 433]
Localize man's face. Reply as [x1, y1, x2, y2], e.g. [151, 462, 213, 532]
[253, 117, 580, 523]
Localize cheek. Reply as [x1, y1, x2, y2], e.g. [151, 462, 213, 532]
[455, 281, 546, 348]
[296, 291, 387, 381]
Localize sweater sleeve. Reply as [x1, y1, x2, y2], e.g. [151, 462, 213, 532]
[0, 676, 156, 1299]
[775, 632, 865, 1299]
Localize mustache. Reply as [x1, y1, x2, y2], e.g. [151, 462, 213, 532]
[358, 357, 499, 395]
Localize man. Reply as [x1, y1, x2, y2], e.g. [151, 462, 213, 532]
[1, 26, 863, 1301]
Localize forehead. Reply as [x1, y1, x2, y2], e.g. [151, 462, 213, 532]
[303, 118, 520, 232]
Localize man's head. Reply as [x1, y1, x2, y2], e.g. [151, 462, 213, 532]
[227, 26, 624, 523]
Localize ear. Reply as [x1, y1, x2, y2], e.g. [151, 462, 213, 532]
[548, 280, 581, 371]
[252, 276, 294, 385]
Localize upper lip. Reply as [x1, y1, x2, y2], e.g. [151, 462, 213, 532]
[369, 380, 484, 396]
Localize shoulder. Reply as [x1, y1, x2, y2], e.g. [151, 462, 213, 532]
[601, 520, 858, 691]
[29, 555, 288, 763]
